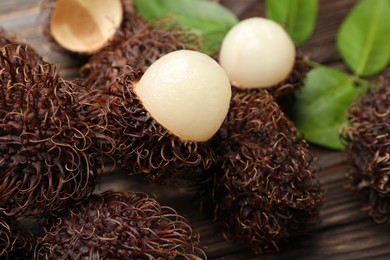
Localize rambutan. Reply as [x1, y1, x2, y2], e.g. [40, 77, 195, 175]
[200, 88, 324, 253]
[34, 191, 205, 259]
[341, 78, 390, 223]
[0, 41, 108, 217]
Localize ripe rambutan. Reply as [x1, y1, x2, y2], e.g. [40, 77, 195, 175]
[86, 50, 231, 182]
[341, 78, 390, 223]
[200, 88, 324, 253]
[34, 191, 205, 259]
[0, 42, 108, 217]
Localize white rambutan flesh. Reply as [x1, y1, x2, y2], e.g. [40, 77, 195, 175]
[219, 17, 296, 89]
[135, 50, 232, 142]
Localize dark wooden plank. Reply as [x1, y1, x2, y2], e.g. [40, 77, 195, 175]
[2, 0, 390, 259]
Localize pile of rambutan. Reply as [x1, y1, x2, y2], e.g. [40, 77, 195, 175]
[0, 0, 329, 258]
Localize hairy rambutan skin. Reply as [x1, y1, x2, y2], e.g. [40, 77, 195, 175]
[85, 71, 217, 182]
[0, 43, 109, 218]
[200, 88, 324, 253]
[80, 1, 199, 90]
[0, 215, 34, 259]
[34, 191, 205, 259]
[341, 79, 390, 223]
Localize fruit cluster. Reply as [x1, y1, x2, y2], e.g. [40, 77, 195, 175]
[0, 0, 332, 258]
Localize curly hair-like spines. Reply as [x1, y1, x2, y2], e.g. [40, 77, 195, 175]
[0, 215, 35, 259]
[200, 88, 324, 253]
[341, 78, 390, 223]
[35, 191, 205, 259]
[0, 42, 109, 218]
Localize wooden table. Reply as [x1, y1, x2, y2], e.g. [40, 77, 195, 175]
[1, 0, 390, 259]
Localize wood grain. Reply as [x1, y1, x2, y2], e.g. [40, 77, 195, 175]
[1, 0, 390, 259]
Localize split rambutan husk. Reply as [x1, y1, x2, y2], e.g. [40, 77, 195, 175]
[84, 70, 217, 182]
[80, 2, 199, 91]
[341, 78, 390, 223]
[0, 215, 34, 259]
[34, 191, 205, 259]
[0, 42, 110, 218]
[199, 88, 324, 253]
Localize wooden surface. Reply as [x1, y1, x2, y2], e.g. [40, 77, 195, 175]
[2, 0, 390, 259]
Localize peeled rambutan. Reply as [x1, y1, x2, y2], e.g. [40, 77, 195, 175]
[341, 78, 390, 223]
[34, 191, 205, 259]
[199, 88, 324, 253]
[218, 17, 309, 99]
[86, 50, 231, 182]
[0, 215, 34, 259]
[0, 42, 108, 217]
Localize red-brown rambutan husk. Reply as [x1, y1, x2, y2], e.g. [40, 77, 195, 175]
[0, 42, 111, 218]
[341, 78, 390, 223]
[80, 1, 200, 91]
[83, 70, 217, 182]
[0, 215, 35, 259]
[34, 191, 205, 259]
[199, 88, 324, 254]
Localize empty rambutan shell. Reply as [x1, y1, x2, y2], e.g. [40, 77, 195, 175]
[48, 0, 123, 54]
[341, 78, 390, 223]
[34, 191, 205, 259]
[0, 42, 109, 218]
[0, 215, 34, 259]
[199, 88, 324, 253]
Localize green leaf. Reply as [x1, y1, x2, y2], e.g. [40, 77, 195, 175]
[134, 0, 239, 55]
[291, 66, 370, 150]
[266, 0, 318, 45]
[336, 0, 390, 77]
